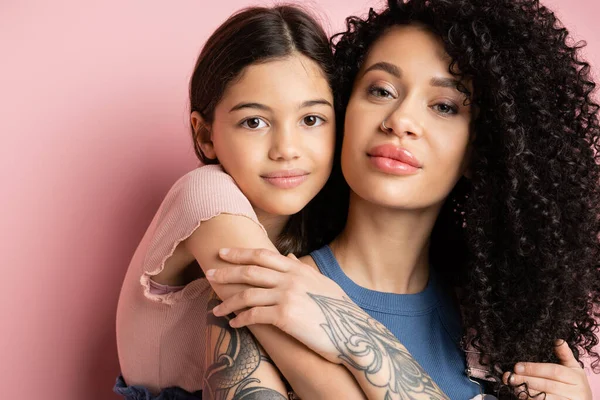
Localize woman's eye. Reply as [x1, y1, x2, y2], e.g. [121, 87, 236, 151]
[368, 86, 395, 99]
[301, 115, 325, 127]
[432, 103, 458, 115]
[241, 117, 268, 129]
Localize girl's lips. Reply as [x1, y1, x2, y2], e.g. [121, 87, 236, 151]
[261, 169, 309, 189]
[262, 175, 309, 189]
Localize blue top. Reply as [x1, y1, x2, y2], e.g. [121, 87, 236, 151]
[310, 245, 481, 399]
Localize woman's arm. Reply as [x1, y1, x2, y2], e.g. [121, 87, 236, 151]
[303, 293, 449, 400]
[207, 247, 450, 400]
[184, 214, 365, 400]
[202, 289, 289, 400]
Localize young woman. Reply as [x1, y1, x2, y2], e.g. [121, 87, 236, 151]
[208, 0, 599, 398]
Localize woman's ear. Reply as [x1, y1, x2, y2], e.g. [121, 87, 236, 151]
[191, 111, 217, 160]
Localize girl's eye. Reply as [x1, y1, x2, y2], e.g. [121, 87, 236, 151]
[368, 85, 395, 99]
[301, 115, 325, 127]
[432, 103, 458, 115]
[241, 117, 268, 129]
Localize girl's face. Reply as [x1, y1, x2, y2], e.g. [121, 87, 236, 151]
[194, 54, 335, 217]
[342, 25, 473, 211]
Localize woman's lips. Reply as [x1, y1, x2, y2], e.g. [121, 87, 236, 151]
[367, 144, 422, 175]
[369, 156, 420, 175]
[261, 169, 309, 189]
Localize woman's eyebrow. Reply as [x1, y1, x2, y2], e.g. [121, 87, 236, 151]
[362, 62, 463, 93]
[362, 61, 402, 78]
[430, 76, 461, 90]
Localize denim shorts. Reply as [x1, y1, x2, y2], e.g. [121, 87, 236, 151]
[113, 375, 202, 400]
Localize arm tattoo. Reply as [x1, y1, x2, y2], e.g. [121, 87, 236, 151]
[308, 293, 449, 400]
[204, 293, 287, 400]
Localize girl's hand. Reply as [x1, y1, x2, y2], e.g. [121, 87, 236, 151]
[503, 340, 592, 400]
[205, 247, 349, 364]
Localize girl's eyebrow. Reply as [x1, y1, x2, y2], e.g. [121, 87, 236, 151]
[230, 99, 332, 113]
[300, 99, 332, 109]
[229, 102, 271, 113]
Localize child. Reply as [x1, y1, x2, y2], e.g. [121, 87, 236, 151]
[114, 6, 339, 399]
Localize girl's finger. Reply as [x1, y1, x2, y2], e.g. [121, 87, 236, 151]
[213, 288, 279, 317]
[554, 340, 581, 369]
[229, 305, 285, 329]
[512, 361, 579, 384]
[503, 372, 574, 398]
[206, 265, 281, 287]
[219, 248, 291, 272]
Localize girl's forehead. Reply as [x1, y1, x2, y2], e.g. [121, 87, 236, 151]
[216, 55, 333, 113]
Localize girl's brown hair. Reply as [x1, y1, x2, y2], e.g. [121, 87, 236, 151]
[189, 6, 340, 255]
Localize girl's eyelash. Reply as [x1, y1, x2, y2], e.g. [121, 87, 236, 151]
[300, 115, 327, 127]
[239, 117, 268, 129]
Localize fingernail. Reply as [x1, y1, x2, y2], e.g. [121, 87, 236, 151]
[205, 269, 215, 278]
[508, 372, 516, 384]
[229, 318, 238, 328]
[212, 305, 220, 315]
[514, 364, 525, 373]
[219, 248, 230, 256]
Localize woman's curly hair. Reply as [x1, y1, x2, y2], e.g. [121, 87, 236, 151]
[332, 0, 600, 396]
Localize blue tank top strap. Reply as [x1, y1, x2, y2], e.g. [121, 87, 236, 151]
[309, 245, 485, 399]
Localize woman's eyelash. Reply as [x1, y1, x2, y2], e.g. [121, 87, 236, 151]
[367, 84, 459, 116]
[368, 85, 395, 99]
[432, 102, 458, 115]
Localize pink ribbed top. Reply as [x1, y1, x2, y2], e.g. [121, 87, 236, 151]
[115, 164, 265, 394]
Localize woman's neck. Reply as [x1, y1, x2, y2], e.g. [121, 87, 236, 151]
[254, 209, 289, 242]
[330, 191, 442, 294]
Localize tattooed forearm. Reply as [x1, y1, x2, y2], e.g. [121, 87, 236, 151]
[204, 293, 288, 400]
[308, 293, 449, 400]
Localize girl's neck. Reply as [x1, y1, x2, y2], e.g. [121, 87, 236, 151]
[330, 191, 442, 294]
[254, 208, 289, 242]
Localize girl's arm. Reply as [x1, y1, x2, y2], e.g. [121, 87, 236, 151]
[184, 214, 365, 400]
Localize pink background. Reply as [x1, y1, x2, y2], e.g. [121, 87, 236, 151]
[1, 1, 598, 399]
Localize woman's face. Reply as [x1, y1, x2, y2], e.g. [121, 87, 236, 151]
[342, 25, 472, 211]
[193, 54, 335, 217]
